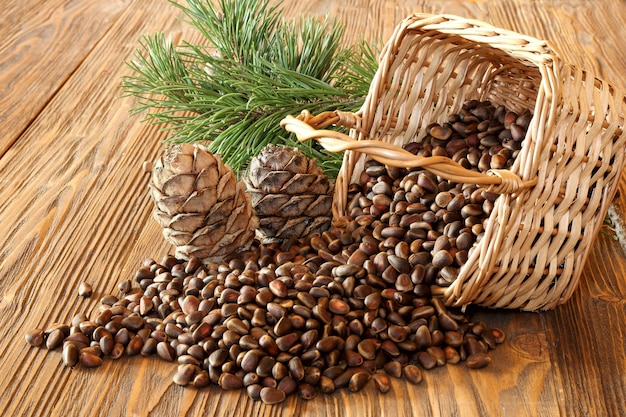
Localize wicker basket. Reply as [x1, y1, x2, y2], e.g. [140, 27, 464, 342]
[281, 13, 626, 311]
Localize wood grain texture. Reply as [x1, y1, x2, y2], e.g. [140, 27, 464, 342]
[0, 0, 624, 416]
[0, 0, 131, 158]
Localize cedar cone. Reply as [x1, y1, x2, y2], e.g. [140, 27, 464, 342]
[245, 144, 333, 241]
[148, 144, 257, 262]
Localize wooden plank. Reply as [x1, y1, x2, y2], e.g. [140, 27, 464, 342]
[543, 232, 626, 417]
[0, 0, 130, 158]
[0, 1, 188, 415]
[0, 0, 625, 416]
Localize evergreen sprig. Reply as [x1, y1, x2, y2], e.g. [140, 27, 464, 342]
[122, 0, 378, 178]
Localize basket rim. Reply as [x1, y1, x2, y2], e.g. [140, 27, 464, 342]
[402, 13, 563, 66]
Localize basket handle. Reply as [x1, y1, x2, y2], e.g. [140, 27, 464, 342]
[281, 111, 537, 194]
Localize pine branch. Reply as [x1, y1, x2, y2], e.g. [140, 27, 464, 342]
[121, 0, 378, 178]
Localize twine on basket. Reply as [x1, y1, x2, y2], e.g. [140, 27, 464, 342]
[281, 113, 537, 194]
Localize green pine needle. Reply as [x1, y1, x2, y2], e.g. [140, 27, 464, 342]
[121, 0, 378, 178]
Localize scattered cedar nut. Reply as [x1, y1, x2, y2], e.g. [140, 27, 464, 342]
[25, 100, 519, 404]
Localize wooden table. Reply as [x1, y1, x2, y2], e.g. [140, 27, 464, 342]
[1, 1, 625, 416]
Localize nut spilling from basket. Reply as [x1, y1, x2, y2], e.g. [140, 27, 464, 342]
[25, 98, 527, 404]
[25, 10, 626, 406]
[343, 99, 529, 296]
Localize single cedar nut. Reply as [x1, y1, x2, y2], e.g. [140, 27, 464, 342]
[78, 282, 93, 297]
[25, 329, 44, 347]
[260, 387, 286, 404]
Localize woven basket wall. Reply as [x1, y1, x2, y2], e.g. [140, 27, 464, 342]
[281, 13, 626, 311]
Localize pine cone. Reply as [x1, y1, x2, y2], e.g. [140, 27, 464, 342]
[148, 144, 257, 262]
[245, 144, 333, 241]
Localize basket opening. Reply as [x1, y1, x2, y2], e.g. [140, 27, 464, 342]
[363, 29, 543, 152]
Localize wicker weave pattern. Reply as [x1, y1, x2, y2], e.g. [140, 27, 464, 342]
[281, 13, 626, 310]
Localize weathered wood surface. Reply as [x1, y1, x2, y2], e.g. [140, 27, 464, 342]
[0, 0, 624, 416]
